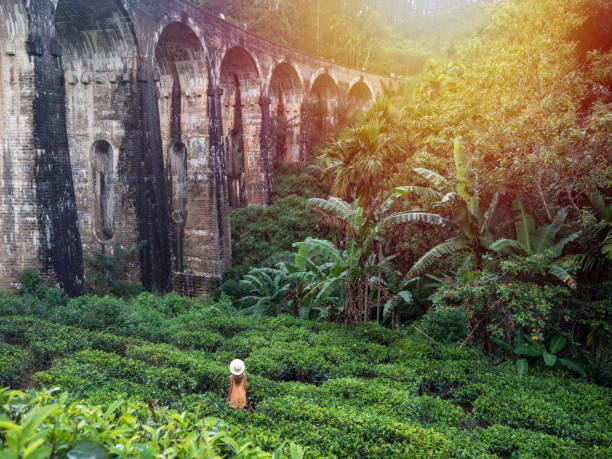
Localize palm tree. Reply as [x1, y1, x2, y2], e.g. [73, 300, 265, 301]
[489, 200, 582, 289]
[395, 139, 500, 278]
[298, 195, 425, 325]
[318, 98, 409, 208]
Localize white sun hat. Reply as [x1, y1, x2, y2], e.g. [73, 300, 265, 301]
[230, 359, 245, 376]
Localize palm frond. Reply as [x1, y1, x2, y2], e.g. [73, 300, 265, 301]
[586, 187, 606, 219]
[381, 212, 450, 229]
[534, 207, 569, 253]
[489, 238, 526, 254]
[480, 192, 499, 236]
[395, 186, 443, 201]
[307, 197, 354, 221]
[548, 263, 577, 290]
[513, 199, 536, 255]
[397, 290, 413, 304]
[549, 231, 581, 258]
[441, 192, 462, 204]
[603, 228, 612, 259]
[294, 237, 346, 267]
[312, 277, 344, 306]
[407, 239, 469, 278]
[413, 168, 450, 192]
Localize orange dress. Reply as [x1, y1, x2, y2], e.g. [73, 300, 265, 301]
[228, 374, 247, 408]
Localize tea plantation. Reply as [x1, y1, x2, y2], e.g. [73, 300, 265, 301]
[0, 291, 610, 458]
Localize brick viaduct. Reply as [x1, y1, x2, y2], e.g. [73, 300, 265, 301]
[0, 0, 393, 296]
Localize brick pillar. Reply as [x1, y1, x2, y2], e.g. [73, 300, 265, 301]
[259, 96, 273, 204]
[208, 86, 231, 269]
[135, 60, 172, 292]
[26, 1, 84, 296]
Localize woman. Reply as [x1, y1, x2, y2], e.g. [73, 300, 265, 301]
[226, 359, 247, 409]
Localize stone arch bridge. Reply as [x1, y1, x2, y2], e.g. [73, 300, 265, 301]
[0, 0, 393, 295]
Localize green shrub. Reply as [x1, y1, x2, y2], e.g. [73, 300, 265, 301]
[0, 388, 286, 458]
[2, 289, 611, 457]
[0, 343, 31, 387]
[416, 306, 469, 343]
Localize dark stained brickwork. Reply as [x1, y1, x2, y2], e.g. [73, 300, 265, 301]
[0, 0, 393, 295]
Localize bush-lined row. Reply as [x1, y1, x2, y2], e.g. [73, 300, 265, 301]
[0, 388, 304, 459]
[12, 318, 609, 457]
[2, 311, 611, 457]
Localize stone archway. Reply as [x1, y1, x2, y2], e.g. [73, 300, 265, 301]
[155, 21, 211, 291]
[348, 80, 374, 116]
[310, 73, 339, 135]
[220, 46, 265, 207]
[269, 62, 303, 164]
[54, 0, 139, 283]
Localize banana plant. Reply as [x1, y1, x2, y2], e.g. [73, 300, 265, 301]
[489, 200, 582, 289]
[239, 265, 293, 316]
[491, 334, 586, 378]
[395, 139, 500, 278]
[298, 195, 425, 325]
[369, 256, 417, 325]
[583, 188, 612, 268]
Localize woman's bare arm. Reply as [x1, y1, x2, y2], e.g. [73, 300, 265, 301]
[226, 375, 233, 401]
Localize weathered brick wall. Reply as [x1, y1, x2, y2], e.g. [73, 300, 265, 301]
[0, 0, 394, 296]
[55, 0, 141, 286]
[269, 62, 303, 163]
[0, 0, 38, 292]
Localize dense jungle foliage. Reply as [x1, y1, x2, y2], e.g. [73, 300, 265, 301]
[2, 0, 612, 457]
[227, 0, 612, 381]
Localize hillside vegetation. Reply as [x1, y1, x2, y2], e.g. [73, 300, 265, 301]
[0, 284, 610, 457]
[2, 0, 612, 457]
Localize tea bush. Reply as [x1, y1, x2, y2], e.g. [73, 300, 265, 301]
[1, 295, 611, 457]
[0, 388, 301, 458]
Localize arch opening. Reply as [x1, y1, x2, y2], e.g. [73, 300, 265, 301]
[0, 1, 29, 38]
[54, 0, 136, 73]
[310, 73, 339, 134]
[92, 140, 114, 241]
[348, 81, 374, 116]
[269, 63, 302, 164]
[54, 0, 137, 257]
[155, 22, 209, 278]
[220, 46, 261, 208]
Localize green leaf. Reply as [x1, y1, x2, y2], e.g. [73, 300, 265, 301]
[407, 239, 469, 278]
[534, 207, 568, 253]
[489, 238, 526, 254]
[307, 197, 354, 221]
[20, 405, 58, 443]
[490, 336, 513, 353]
[548, 263, 577, 290]
[543, 352, 557, 367]
[549, 335, 566, 354]
[514, 344, 544, 357]
[513, 199, 536, 255]
[396, 290, 413, 304]
[394, 186, 442, 201]
[603, 229, 612, 259]
[558, 359, 587, 377]
[381, 212, 450, 229]
[516, 358, 528, 377]
[412, 168, 450, 191]
[67, 442, 109, 459]
[23, 447, 52, 459]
